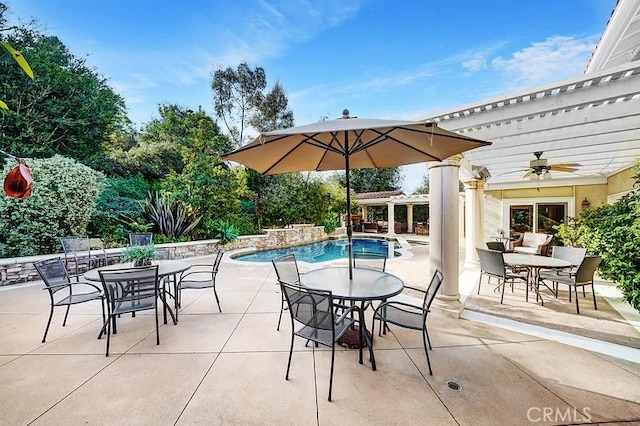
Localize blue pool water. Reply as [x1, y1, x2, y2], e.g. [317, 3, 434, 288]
[235, 238, 400, 263]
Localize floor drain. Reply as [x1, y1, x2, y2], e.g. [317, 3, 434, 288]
[446, 380, 462, 391]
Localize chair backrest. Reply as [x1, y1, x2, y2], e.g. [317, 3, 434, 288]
[212, 250, 224, 274]
[551, 246, 586, 267]
[280, 281, 334, 331]
[272, 254, 300, 284]
[476, 247, 507, 278]
[60, 236, 90, 254]
[99, 265, 159, 310]
[575, 256, 602, 283]
[353, 251, 386, 271]
[129, 233, 153, 246]
[34, 258, 71, 293]
[486, 241, 506, 252]
[422, 269, 444, 309]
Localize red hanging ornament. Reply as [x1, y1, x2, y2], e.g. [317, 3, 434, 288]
[3, 158, 34, 199]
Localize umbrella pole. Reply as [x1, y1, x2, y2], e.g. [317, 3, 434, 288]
[345, 154, 353, 279]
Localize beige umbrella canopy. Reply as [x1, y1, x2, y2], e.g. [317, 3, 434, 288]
[222, 110, 492, 277]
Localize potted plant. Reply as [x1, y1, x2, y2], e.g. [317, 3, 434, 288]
[121, 244, 159, 266]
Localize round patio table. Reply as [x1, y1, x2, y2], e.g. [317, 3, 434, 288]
[300, 266, 404, 371]
[84, 259, 191, 324]
[503, 253, 571, 304]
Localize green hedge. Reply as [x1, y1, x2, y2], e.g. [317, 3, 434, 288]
[0, 155, 103, 256]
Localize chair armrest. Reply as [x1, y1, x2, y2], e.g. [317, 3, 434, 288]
[375, 300, 423, 314]
[512, 234, 524, 247]
[403, 285, 427, 294]
[334, 303, 359, 325]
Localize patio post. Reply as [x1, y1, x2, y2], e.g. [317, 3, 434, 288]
[386, 201, 395, 236]
[429, 155, 462, 312]
[407, 204, 414, 233]
[462, 178, 486, 266]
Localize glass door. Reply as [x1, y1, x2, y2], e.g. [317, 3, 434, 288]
[509, 203, 567, 236]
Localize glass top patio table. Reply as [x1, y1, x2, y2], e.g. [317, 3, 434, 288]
[84, 259, 191, 324]
[300, 266, 404, 371]
[503, 253, 572, 305]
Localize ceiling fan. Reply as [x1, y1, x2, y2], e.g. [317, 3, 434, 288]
[522, 151, 580, 179]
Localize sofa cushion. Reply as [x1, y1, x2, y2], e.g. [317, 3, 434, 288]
[522, 232, 549, 248]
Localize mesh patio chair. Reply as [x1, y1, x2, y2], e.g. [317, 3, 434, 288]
[476, 248, 529, 303]
[98, 265, 160, 356]
[486, 241, 507, 252]
[372, 269, 443, 375]
[129, 232, 153, 246]
[350, 251, 387, 311]
[280, 281, 361, 401]
[538, 256, 602, 314]
[34, 257, 105, 343]
[272, 254, 302, 331]
[177, 250, 223, 312]
[60, 236, 108, 279]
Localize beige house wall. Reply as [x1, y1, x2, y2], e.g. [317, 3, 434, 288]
[576, 184, 608, 210]
[607, 165, 636, 196]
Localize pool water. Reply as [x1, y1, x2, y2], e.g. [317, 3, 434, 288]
[235, 238, 400, 263]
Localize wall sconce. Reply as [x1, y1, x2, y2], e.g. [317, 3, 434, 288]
[581, 197, 591, 210]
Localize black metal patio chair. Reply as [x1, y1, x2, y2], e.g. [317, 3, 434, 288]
[34, 257, 105, 343]
[60, 236, 108, 279]
[372, 269, 443, 375]
[129, 232, 153, 246]
[177, 250, 224, 312]
[98, 265, 160, 356]
[280, 281, 361, 401]
[272, 254, 302, 331]
[476, 248, 529, 303]
[538, 256, 602, 314]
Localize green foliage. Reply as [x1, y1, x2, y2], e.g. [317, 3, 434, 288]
[413, 174, 430, 195]
[323, 211, 339, 234]
[553, 216, 586, 247]
[0, 155, 103, 256]
[0, 26, 126, 162]
[336, 168, 403, 193]
[121, 244, 159, 264]
[141, 192, 200, 240]
[212, 219, 239, 246]
[557, 162, 640, 312]
[87, 175, 150, 246]
[251, 81, 294, 132]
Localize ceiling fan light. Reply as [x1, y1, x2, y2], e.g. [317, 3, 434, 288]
[543, 169, 552, 180]
[530, 173, 538, 181]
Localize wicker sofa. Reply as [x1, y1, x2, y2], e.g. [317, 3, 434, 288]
[512, 232, 553, 256]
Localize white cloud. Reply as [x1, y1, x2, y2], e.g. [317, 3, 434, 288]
[491, 35, 599, 87]
[462, 56, 487, 72]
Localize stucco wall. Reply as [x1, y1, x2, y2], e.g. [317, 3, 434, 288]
[575, 184, 608, 211]
[607, 165, 636, 196]
[0, 225, 345, 287]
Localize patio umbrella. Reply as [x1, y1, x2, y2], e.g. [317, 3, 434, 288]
[222, 110, 492, 278]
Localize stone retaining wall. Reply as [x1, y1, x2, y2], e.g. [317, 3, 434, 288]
[0, 225, 345, 287]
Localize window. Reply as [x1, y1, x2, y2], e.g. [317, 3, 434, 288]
[505, 198, 573, 236]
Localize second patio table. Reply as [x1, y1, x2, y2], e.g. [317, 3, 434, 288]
[84, 259, 191, 324]
[503, 253, 572, 304]
[300, 266, 404, 371]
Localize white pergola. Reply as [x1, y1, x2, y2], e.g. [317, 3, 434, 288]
[414, 0, 640, 309]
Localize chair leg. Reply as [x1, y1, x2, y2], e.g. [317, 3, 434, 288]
[425, 328, 433, 350]
[500, 278, 506, 304]
[42, 304, 55, 343]
[213, 286, 222, 312]
[422, 328, 433, 376]
[574, 285, 581, 314]
[591, 282, 598, 310]
[105, 315, 112, 357]
[285, 333, 294, 380]
[328, 344, 335, 401]
[155, 305, 160, 345]
[277, 299, 284, 331]
[477, 272, 482, 294]
[62, 304, 71, 327]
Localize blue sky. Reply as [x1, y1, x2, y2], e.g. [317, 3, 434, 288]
[8, 0, 616, 191]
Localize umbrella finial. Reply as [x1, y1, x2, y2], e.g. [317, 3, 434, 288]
[342, 109, 350, 118]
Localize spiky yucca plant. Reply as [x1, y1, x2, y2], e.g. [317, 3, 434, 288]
[142, 192, 201, 239]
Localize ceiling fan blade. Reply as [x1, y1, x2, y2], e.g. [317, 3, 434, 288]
[552, 162, 581, 167]
[523, 170, 534, 178]
[549, 166, 578, 173]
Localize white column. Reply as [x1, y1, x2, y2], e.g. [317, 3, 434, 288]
[429, 156, 461, 310]
[387, 202, 395, 235]
[362, 205, 368, 222]
[463, 179, 485, 266]
[407, 204, 414, 233]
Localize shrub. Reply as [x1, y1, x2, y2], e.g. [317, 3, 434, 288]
[0, 155, 103, 256]
[142, 191, 200, 240]
[323, 212, 339, 234]
[212, 219, 239, 246]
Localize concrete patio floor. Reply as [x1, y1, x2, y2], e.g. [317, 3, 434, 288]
[1, 241, 639, 425]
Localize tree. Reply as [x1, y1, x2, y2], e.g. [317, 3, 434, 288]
[336, 168, 403, 193]
[212, 62, 266, 147]
[251, 81, 294, 132]
[413, 174, 429, 194]
[0, 24, 126, 162]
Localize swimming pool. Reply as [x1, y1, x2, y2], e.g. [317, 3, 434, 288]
[234, 238, 400, 263]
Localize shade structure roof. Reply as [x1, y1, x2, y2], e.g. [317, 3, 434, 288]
[221, 117, 491, 176]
